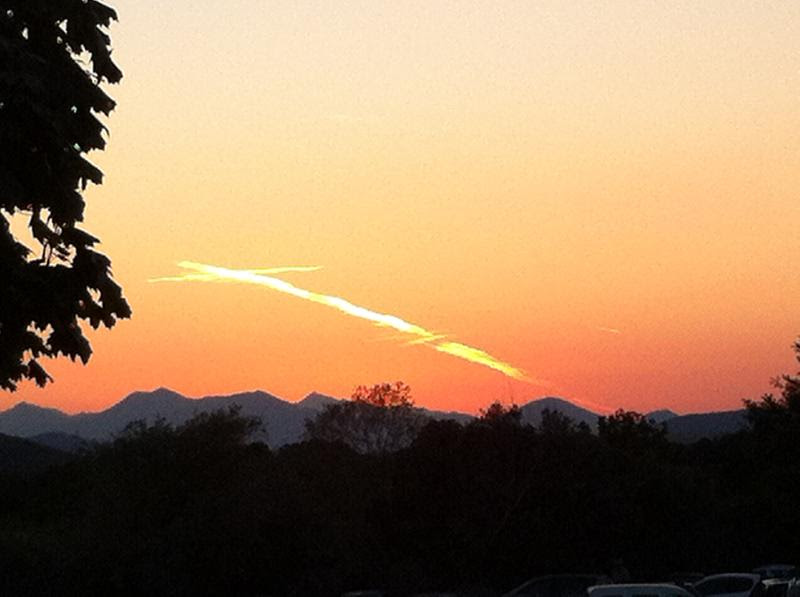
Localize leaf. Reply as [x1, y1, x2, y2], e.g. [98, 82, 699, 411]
[26, 359, 53, 387]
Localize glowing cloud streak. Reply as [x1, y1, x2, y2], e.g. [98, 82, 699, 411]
[150, 261, 527, 380]
[598, 326, 622, 335]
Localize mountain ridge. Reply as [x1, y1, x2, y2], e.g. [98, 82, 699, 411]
[0, 389, 749, 447]
[519, 396, 600, 429]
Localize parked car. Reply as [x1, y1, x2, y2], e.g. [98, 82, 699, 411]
[587, 584, 696, 597]
[503, 574, 611, 597]
[789, 579, 800, 597]
[693, 574, 763, 597]
[762, 580, 790, 597]
[754, 566, 798, 581]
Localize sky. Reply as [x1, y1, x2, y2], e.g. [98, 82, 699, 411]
[7, 0, 800, 415]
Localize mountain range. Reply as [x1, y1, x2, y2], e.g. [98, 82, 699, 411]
[518, 397, 748, 441]
[0, 388, 749, 449]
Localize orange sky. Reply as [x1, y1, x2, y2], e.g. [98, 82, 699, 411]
[7, 1, 800, 415]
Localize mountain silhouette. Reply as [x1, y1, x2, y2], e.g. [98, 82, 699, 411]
[28, 432, 92, 453]
[662, 409, 747, 442]
[0, 433, 72, 474]
[296, 391, 340, 412]
[519, 396, 600, 429]
[0, 402, 74, 436]
[1, 388, 462, 448]
[0, 390, 749, 447]
[646, 409, 679, 424]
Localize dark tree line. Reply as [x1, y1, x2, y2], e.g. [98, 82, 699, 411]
[1, 347, 800, 596]
[0, 342, 795, 595]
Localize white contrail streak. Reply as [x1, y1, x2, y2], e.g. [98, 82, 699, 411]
[150, 261, 528, 380]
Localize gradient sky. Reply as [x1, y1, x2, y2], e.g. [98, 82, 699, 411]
[7, 0, 800, 415]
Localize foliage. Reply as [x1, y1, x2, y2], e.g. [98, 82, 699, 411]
[741, 339, 800, 473]
[744, 339, 800, 434]
[2, 393, 800, 595]
[352, 380, 414, 408]
[476, 400, 523, 427]
[115, 405, 261, 450]
[304, 381, 428, 453]
[539, 407, 591, 435]
[598, 409, 668, 451]
[4, 343, 800, 594]
[0, 0, 130, 390]
[6, 408, 272, 595]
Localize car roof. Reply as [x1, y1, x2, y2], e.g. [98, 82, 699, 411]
[755, 565, 796, 570]
[698, 574, 762, 581]
[503, 574, 610, 596]
[592, 583, 689, 588]
[588, 583, 695, 596]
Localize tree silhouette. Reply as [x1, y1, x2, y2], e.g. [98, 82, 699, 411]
[476, 400, 523, 427]
[598, 409, 667, 451]
[538, 407, 591, 435]
[5, 390, 800, 593]
[0, 1, 130, 390]
[744, 338, 800, 434]
[304, 381, 428, 453]
[741, 338, 800, 471]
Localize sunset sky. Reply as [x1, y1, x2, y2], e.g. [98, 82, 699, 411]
[8, 0, 800, 415]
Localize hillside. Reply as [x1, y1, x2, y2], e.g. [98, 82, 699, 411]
[0, 388, 470, 448]
[520, 396, 600, 430]
[0, 433, 72, 475]
[0, 389, 752, 447]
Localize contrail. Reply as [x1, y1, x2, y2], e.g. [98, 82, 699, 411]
[150, 261, 527, 380]
[598, 326, 622, 335]
[149, 266, 323, 283]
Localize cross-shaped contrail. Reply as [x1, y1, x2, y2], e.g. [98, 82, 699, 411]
[150, 261, 528, 381]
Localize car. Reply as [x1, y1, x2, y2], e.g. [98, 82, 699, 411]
[693, 573, 764, 597]
[587, 584, 697, 597]
[790, 580, 800, 597]
[754, 567, 798, 581]
[762, 579, 790, 597]
[503, 574, 611, 597]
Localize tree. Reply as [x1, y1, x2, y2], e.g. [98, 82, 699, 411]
[0, 1, 130, 390]
[598, 409, 667, 451]
[744, 338, 800, 433]
[538, 407, 590, 435]
[743, 337, 800, 463]
[475, 400, 523, 428]
[304, 382, 428, 453]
